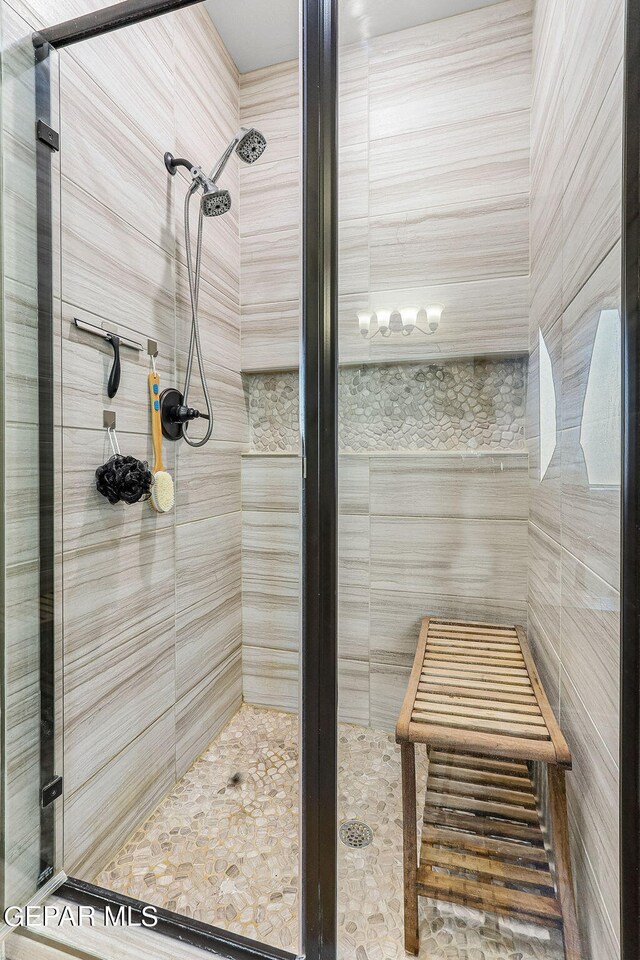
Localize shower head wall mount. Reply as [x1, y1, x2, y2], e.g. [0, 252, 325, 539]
[164, 152, 231, 217]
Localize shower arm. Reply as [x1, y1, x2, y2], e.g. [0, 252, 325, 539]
[164, 153, 216, 194]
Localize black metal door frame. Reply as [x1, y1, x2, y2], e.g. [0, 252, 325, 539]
[299, 0, 338, 956]
[33, 32, 57, 888]
[621, 1, 640, 958]
[32, 1, 337, 959]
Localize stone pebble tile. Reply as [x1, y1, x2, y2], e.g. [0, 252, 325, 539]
[244, 359, 527, 454]
[95, 705, 564, 959]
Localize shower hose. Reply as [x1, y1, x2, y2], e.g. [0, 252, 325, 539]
[182, 182, 214, 447]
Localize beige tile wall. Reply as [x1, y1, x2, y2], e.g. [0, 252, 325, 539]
[242, 452, 529, 730]
[240, 0, 532, 373]
[528, 0, 623, 956]
[62, 6, 247, 879]
[1, 0, 248, 883]
[238, 0, 532, 731]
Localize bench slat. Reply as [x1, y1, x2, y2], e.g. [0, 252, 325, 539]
[426, 649, 526, 664]
[425, 789, 541, 823]
[417, 699, 547, 727]
[421, 676, 535, 696]
[422, 804, 545, 845]
[424, 658, 530, 678]
[427, 776, 538, 808]
[408, 721, 559, 763]
[420, 847, 555, 893]
[421, 824, 549, 865]
[422, 666, 532, 685]
[413, 709, 551, 740]
[428, 762, 533, 789]
[430, 751, 530, 774]
[422, 694, 541, 716]
[416, 871, 562, 926]
[419, 681, 538, 705]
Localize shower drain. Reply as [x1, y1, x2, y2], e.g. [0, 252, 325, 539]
[339, 820, 373, 848]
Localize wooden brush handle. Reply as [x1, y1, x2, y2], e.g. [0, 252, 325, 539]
[148, 372, 164, 472]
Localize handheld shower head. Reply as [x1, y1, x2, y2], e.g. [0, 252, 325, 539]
[208, 127, 268, 183]
[201, 186, 231, 217]
[236, 128, 267, 164]
[161, 129, 267, 450]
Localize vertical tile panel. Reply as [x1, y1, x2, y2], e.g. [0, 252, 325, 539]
[561, 426, 620, 591]
[528, 522, 562, 655]
[561, 549, 619, 761]
[563, 0, 624, 186]
[562, 66, 623, 309]
[176, 650, 242, 778]
[530, 0, 623, 948]
[63, 529, 176, 795]
[64, 710, 176, 878]
[561, 672, 620, 940]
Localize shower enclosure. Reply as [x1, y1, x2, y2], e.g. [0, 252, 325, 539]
[0, 0, 637, 959]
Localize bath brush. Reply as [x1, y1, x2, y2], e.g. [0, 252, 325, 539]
[148, 370, 175, 513]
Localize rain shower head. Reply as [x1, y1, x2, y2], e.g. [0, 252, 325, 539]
[236, 128, 267, 165]
[201, 186, 232, 218]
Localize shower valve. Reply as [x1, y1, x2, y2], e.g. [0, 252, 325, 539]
[171, 404, 209, 424]
[159, 387, 209, 441]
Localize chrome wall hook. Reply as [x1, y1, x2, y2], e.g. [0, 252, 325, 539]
[148, 339, 158, 376]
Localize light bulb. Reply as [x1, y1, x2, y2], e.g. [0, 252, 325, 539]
[376, 309, 391, 336]
[357, 311, 372, 337]
[401, 307, 418, 334]
[425, 303, 444, 333]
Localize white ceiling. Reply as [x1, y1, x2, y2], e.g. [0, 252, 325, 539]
[204, 0, 502, 74]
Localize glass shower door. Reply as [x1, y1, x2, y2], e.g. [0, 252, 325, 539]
[23, 3, 304, 954]
[335, 1, 623, 958]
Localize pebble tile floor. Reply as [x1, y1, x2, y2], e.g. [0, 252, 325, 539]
[95, 706, 565, 960]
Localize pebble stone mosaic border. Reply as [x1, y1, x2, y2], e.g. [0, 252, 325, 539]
[245, 359, 527, 454]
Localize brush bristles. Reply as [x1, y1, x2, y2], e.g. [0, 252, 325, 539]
[151, 470, 174, 513]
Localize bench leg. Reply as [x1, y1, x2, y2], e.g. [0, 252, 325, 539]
[401, 741, 419, 955]
[548, 766, 581, 960]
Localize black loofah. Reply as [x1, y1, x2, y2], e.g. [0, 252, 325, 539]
[95, 455, 153, 505]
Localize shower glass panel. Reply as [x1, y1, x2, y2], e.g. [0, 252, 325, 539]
[0, 3, 61, 909]
[23, 3, 301, 951]
[337, 2, 622, 959]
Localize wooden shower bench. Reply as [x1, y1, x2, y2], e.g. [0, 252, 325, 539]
[396, 617, 580, 960]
